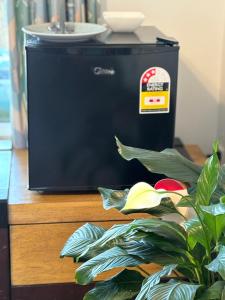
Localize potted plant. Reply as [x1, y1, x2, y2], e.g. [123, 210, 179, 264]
[61, 138, 225, 300]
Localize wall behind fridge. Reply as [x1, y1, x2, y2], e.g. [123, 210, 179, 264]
[101, 0, 225, 155]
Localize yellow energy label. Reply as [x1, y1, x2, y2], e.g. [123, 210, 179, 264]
[139, 67, 171, 114]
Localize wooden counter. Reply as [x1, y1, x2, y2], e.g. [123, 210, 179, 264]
[3, 145, 206, 300]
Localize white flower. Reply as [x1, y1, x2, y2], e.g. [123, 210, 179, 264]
[121, 182, 167, 213]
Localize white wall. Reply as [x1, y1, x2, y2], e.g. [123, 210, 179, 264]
[101, 0, 225, 154]
[218, 9, 225, 159]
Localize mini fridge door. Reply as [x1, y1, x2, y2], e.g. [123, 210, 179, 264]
[26, 45, 179, 191]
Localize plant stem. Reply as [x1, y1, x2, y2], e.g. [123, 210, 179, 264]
[166, 192, 211, 257]
[211, 271, 215, 284]
[184, 250, 204, 284]
[163, 191, 212, 284]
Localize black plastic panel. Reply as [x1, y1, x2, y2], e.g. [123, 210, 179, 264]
[26, 27, 179, 191]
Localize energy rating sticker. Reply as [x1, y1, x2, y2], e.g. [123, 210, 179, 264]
[139, 67, 171, 114]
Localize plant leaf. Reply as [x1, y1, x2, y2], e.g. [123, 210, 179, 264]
[80, 218, 187, 262]
[197, 281, 225, 300]
[78, 223, 131, 260]
[222, 287, 225, 300]
[146, 281, 200, 300]
[201, 203, 225, 215]
[116, 138, 202, 183]
[206, 246, 225, 279]
[211, 187, 225, 204]
[135, 264, 177, 300]
[219, 165, 225, 192]
[130, 219, 187, 248]
[123, 197, 180, 217]
[140, 233, 187, 255]
[98, 187, 129, 211]
[183, 217, 210, 249]
[195, 151, 220, 206]
[60, 223, 105, 260]
[76, 223, 189, 280]
[122, 238, 188, 266]
[176, 196, 193, 208]
[84, 269, 144, 300]
[75, 246, 143, 285]
[137, 249, 188, 267]
[201, 203, 225, 242]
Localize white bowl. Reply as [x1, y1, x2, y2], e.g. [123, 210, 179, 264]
[103, 11, 145, 32]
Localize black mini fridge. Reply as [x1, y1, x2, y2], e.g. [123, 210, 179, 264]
[25, 26, 179, 192]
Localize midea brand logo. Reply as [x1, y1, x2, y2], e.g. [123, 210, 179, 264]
[93, 67, 115, 76]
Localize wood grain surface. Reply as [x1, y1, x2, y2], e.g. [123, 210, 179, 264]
[184, 144, 206, 166]
[10, 221, 160, 286]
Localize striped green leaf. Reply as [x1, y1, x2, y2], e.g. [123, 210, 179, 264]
[146, 281, 200, 300]
[130, 219, 187, 248]
[195, 151, 220, 206]
[84, 269, 144, 300]
[78, 223, 131, 260]
[135, 264, 177, 300]
[98, 187, 129, 211]
[75, 247, 143, 285]
[60, 223, 105, 260]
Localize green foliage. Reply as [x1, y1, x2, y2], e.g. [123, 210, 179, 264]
[184, 217, 211, 249]
[98, 186, 181, 216]
[130, 219, 187, 247]
[195, 145, 220, 206]
[201, 203, 225, 243]
[135, 265, 177, 300]
[75, 246, 143, 285]
[218, 165, 225, 193]
[124, 197, 180, 216]
[61, 140, 225, 299]
[206, 246, 225, 280]
[60, 223, 106, 261]
[197, 281, 225, 300]
[84, 269, 144, 300]
[98, 187, 129, 210]
[115, 137, 202, 183]
[145, 281, 200, 300]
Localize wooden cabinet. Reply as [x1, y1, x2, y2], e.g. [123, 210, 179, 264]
[0, 145, 206, 299]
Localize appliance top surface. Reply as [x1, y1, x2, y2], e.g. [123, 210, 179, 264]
[25, 26, 179, 48]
